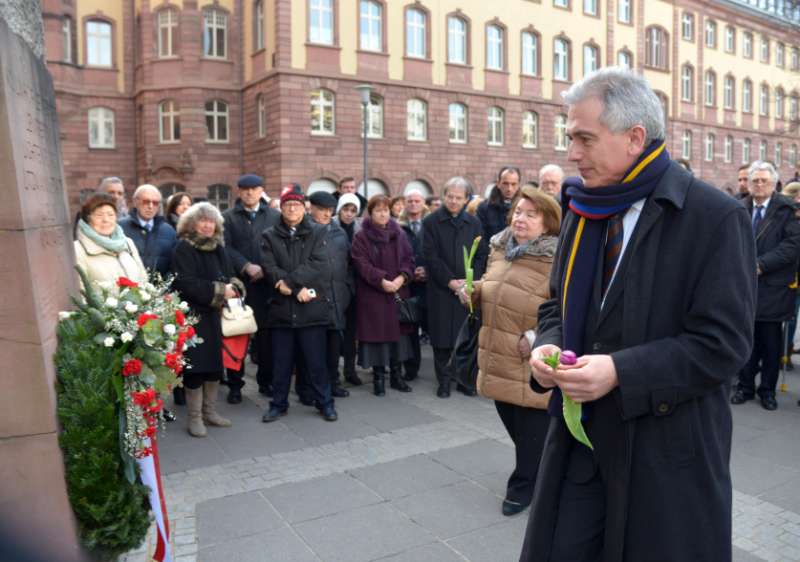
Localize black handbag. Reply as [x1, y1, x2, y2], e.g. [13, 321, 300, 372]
[395, 293, 421, 325]
[448, 312, 481, 390]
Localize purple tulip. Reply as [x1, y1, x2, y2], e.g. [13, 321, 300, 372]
[560, 350, 577, 366]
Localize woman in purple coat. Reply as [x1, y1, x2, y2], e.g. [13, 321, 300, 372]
[351, 195, 416, 396]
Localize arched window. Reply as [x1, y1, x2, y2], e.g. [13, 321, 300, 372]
[791, 94, 799, 121]
[553, 37, 570, 81]
[742, 138, 751, 164]
[704, 70, 716, 107]
[522, 31, 539, 75]
[406, 8, 427, 58]
[447, 15, 468, 64]
[363, 94, 383, 139]
[704, 133, 715, 162]
[207, 184, 231, 211]
[159, 183, 184, 200]
[617, 0, 631, 24]
[158, 99, 180, 143]
[724, 135, 733, 163]
[759, 84, 770, 116]
[656, 92, 669, 123]
[681, 64, 694, 102]
[404, 180, 432, 197]
[62, 15, 74, 63]
[554, 114, 568, 151]
[522, 111, 538, 148]
[681, 12, 694, 41]
[617, 48, 632, 69]
[789, 144, 798, 167]
[583, 43, 599, 76]
[645, 26, 668, 69]
[203, 8, 227, 58]
[205, 100, 229, 142]
[743, 32, 753, 58]
[257, 94, 266, 138]
[760, 36, 770, 63]
[487, 106, 504, 146]
[682, 130, 692, 159]
[742, 79, 753, 113]
[760, 140, 768, 161]
[157, 8, 178, 57]
[724, 75, 735, 109]
[407, 98, 427, 141]
[704, 19, 717, 48]
[254, 0, 265, 50]
[486, 24, 504, 70]
[88, 107, 115, 148]
[359, 0, 382, 52]
[777, 43, 786, 67]
[86, 19, 112, 66]
[776, 88, 785, 119]
[307, 178, 337, 194]
[776, 142, 783, 167]
[309, 0, 334, 45]
[448, 103, 467, 143]
[310, 89, 335, 135]
[724, 25, 735, 53]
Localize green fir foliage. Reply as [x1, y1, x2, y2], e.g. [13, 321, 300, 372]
[55, 314, 151, 560]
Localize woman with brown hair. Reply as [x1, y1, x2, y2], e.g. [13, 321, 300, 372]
[350, 195, 416, 396]
[165, 191, 194, 230]
[464, 186, 561, 517]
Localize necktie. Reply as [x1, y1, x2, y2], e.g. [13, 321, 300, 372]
[602, 214, 624, 296]
[411, 221, 420, 235]
[249, 211, 257, 221]
[752, 205, 764, 233]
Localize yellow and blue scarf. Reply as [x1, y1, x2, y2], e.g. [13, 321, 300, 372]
[549, 140, 670, 417]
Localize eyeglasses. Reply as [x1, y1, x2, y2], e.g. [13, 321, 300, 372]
[138, 199, 161, 206]
[751, 178, 771, 185]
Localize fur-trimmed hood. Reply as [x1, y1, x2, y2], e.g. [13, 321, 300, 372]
[490, 226, 558, 258]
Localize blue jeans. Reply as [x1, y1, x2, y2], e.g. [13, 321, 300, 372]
[270, 327, 332, 411]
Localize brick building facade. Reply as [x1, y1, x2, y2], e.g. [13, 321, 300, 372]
[42, 0, 800, 211]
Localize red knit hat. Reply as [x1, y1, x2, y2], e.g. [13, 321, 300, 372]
[280, 183, 305, 206]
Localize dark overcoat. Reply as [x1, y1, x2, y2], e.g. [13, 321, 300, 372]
[476, 192, 511, 239]
[171, 237, 236, 375]
[399, 211, 429, 325]
[422, 207, 487, 349]
[350, 218, 415, 343]
[314, 220, 353, 331]
[520, 163, 757, 562]
[742, 192, 800, 322]
[119, 210, 177, 277]
[222, 199, 281, 325]
[260, 216, 332, 329]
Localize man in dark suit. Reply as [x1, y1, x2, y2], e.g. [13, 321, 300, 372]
[731, 161, 800, 411]
[521, 68, 756, 562]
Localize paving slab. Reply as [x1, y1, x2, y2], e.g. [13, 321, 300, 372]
[293, 503, 434, 562]
[373, 541, 465, 561]
[279, 406, 380, 447]
[197, 524, 319, 562]
[447, 518, 530, 562]
[196, 491, 283, 547]
[349, 454, 465, 500]
[731, 449, 800, 497]
[428, 439, 515, 479]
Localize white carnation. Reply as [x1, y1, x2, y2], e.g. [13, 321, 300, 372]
[179, 301, 189, 311]
[58, 311, 73, 320]
[124, 302, 138, 314]
[163, 324, 176, 336]
[105, 297, 118, 308]
[103, 336, 115, 347]
[120, 332, 134, 343]
[139, 291, 151, 302]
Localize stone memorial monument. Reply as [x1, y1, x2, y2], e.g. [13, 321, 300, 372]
[0, 2, 80, 558]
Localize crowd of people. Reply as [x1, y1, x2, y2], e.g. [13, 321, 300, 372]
[71, 68, 800, 560]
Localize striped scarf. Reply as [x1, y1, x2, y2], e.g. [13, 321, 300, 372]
[548, 140, 671, 417]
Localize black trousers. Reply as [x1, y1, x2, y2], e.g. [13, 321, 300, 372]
[738, 320, 782, 397]
[326, 329, 344, 386]
[271, 327, 332, 411]
[183, 370, 221, 390]
[494, 402, 550, 506]
[403, 327, 421, 378]
[342, 303, 357, 376]
[432, 347, 454, 385]
[549, 442, 605, 562]
[226, 327, 272, 390]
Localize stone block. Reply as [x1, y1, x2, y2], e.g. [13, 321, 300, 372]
[196, 491, 283, 548]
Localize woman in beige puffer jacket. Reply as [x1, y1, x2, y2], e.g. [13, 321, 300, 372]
[468, 186, 561, 517]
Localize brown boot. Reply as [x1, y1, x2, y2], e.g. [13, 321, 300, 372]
[202, 381, 232, 427]
[185, 387, 207, 438]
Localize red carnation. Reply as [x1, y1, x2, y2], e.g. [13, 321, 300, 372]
[175, 309, 186, 327]
[148, 399, 164, 414]
[165, 351, 184, 374]
[132, 388, 157, 408]
[117, 277, 139, 288]
[122, 358, 142, 377]
[185, 326, 196, 338]
[136, 313, 159, 327]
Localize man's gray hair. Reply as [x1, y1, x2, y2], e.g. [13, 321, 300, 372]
[562, 67, 665, 145]
[99, 176, 123, 190]
[539, 164, 564, 180]
[132, 183, 161, 201]
[176, 202, 225, 239]
[748, 160, 779, 183]
[442, 176, 474, 198]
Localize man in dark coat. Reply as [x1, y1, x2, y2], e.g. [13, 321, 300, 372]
[308, 191, 354, 398]
[119, 184, 177, 278]
[222, 174, 281, 403]
[522, 68, 756, 562]
[732, 161, 800, 411]
[260, 184, 337, 423]
[398, 190, 429, 381]
[476, 167, 521, 239]
[422, 177, 487, 398]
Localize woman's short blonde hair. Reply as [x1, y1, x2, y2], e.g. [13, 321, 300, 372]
[783, 182, 800, 200]
[176, 202, 224, 239]
[510, 186, 562, 235]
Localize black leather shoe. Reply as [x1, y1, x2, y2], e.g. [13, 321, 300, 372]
[760, 395, 778, 411]
[173, 386, 186, 406]
[163, 408, 177, 422]
[730, 390, 754, 405]
[457, 384, 477, 397]
[344, 372, 363, 386]
[262, 407, 287, 423]
[390, 377, 412, 392]
[502, 499, 528, 517]
[298, 395, 315, 406]
[227, 387, 242, 404]
[320, 405, 338, 422]
[437, 384, 450, 398]
[331, 386, 350, 398]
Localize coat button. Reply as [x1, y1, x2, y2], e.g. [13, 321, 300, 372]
[657, 403, 670, 414]
[592, 342, 602, 352]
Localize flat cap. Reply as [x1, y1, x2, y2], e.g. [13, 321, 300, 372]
[237, 174, 264, 188]
[308, 191, 337, 209]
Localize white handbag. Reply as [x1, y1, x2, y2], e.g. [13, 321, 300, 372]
[221, 297, 257, 337]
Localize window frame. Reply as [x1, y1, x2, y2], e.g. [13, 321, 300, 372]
[760, 36, 770, 64]
[645, 26, 669, 70]
[777, 42, 785, 68]
[485, 22, 506, 71]
[85, 18, 113, 67]
[257, 93, 266, 138]
[617, 48, 632, 69]
[724, 135, 733, 163]
[207, 184, 231, 212]
[723, 74, 735, 110]
[406, 98, 428, 142]
[554, 113, 568, 151]
[743, 32, 753, 59]
[681, 64, 694, 102]
[724, 25, 735, 54]
[158, 99, 180, 144]
[310, 88, 336, 136]
[682, 130, 692, 160]
[704, 133, 715, 162]
[62, 15, 74, 63]
[487, 106, 505, 147]
[204, 99, 230, 143]
[759, 83, 770, 117]
[308, 0, 335, 46]
[583, 0, 598, 17]
[522, 110, 539, 149]
[359, 0, 384, 53]
[157, 7, 178, 58]
[583, 42, 599, 76]
[776, 88, 785, 119]
[254, 0, 265, 51]
[553, 36, 572, 82]
[681, 12, 694, 42]
[405, 6, 428, 59]
[448, 102, 468, 144]
[362, 93, 384, 139]
[617, 0, 632, 24]
[202, 8, 228, 59]
[742, 79, 753, 113]
[446, 13, 469, 65]
[742, 138, 751, 164]
[88, 106, 116, 149]
[704, 19, 717, 49]
[704, 70, 716, 107]
[759, 139, 768, 161]
[521, 28, 540, 76]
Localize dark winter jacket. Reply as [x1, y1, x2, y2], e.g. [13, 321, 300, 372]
[119, 210, 177, 277]
[334, 217, 362, 244]
[520, 162, 757, 562]
[422, 206, 487, 348]
[314, 220, 353, 331]
[261, 216, 332, 329]
[171, 233, 240, 375]
[743, 192, 800, 322]
[399, 210, 429, 323]
[476, 189, 512, 239]
[351, 218, 415, 343]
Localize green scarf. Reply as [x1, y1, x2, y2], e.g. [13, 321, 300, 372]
[78, 219, 129, 254]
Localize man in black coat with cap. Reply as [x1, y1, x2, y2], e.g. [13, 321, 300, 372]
[732, 160, 800, 411]
[222, 174, 281, 403]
